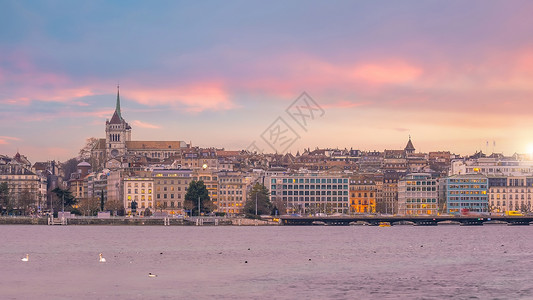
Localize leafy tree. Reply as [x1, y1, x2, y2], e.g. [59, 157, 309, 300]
[144, 208, 152, 217]
[51, 187, 77, 211]
[184, 180, 214, 216]
[244, 183, 272, 216]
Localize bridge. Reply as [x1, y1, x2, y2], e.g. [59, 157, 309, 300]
[279, 215, 533, 226]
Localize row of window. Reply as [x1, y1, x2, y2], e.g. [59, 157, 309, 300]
[449, 191, 487, 195]
[405, 198, 437, 203]
[274, 196, 349, 202]
[491, 194, 530, 200]
[448, 185, 487, 189]
[491, 201, 530, 207]
[351, 193, 375, 198]
[275, 190, 349, 196]
[448, 203, 487, 207]
[272, 184, 348, 190]
[448, 197, 487, 201]
[404, 180, 437, 186]
[406, 204, 438, 209]
[274, 178, 349, 184]
[490, 189, 531, 193]
[406, 187, 437, 192]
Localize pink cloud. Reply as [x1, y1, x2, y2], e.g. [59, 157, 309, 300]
[128, 84, 237, 113]
[351, 61, 422, 84]
[226, 53, 425, 100]
[0, 136, 21, 145]
[321, 100, 371, 109]
[131, 120, 160, 129]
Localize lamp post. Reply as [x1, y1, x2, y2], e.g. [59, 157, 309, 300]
[255, 192, 258, 216]
[198, 196, 200, 217]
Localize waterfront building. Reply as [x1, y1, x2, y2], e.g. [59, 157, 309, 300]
[488, 176, 533, 213]
[266, 173, 350, 215]
[446, 174, 488, 214]
[68, 162, 91, 201]
[152, 169, 192, 215]
[450, 157, 533, 176]
[87, 171, 109, 210]
[379, 170, 400, 214]
[0, 159, 47, 213]
[124, 177, 154, 215]
[349, 175, 377, 213]
[217, 171, 251, 215]
[398, 173, 439, 215]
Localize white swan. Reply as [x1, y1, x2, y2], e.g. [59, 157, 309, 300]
[99, 253, 106, 263]
[148, 273, 157, 278]
[21, 254, 29, 262]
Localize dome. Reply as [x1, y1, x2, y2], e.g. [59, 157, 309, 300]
[77, 161, 91, 167]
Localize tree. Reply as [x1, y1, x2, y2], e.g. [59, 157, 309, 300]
[18, 190, 34, 216]
[144, 208, 152, 217]
[78, 197, 100, 216]
[244, 183, 272, 216]
[105, 199, 124, 216]
[79, 137, 98, 160]
[184, 180, 214, 216]
[79, 137, 101, 170]
[51, 187, 77, 211]
[61, 158, 81, 181]
[0, 182, 13, 214]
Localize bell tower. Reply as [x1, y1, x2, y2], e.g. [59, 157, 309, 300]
[105, 85, 131, 158]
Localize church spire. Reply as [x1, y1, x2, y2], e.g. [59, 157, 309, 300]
[115, 84, 122, 120]
[109, 85, 124, 124]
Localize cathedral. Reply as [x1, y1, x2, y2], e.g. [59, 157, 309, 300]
[91, 87, 188, 169]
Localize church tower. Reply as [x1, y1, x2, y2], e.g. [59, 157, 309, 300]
[404, 135, 415, 155]
[105, 86, 131, 158]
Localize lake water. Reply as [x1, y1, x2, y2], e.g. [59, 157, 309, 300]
[1, 224, 532, 299]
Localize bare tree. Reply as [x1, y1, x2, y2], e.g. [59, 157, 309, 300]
[18, 190, 34, 216]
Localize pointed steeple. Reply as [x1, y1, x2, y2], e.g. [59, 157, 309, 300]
[405, 135, 415, 154]
[109, 85, 123, 124]
[115, 84, 122, 120]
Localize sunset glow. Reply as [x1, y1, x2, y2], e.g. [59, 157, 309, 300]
[1, 1, 533, 162]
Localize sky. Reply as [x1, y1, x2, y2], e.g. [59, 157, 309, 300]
[2, 0, 533, 162]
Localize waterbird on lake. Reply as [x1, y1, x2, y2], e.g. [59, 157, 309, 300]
[21, 254, 29, 262]
[148, 273, 157, 278]
[99, 253, 106, 263]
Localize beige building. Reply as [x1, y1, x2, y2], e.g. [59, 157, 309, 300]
[124, 177, 154, 215]
[488, 176, 533, 213]
[0, 161, 47, 213]
[217, 172, 251, 215]
[152, 169, 192, 215]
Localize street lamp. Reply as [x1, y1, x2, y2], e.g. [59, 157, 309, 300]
[198, 196, 201, 217]
[255, 192, 258, 216]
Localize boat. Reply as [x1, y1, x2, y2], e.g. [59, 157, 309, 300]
[312, 220, 327, 226]
[379, 222, 391, 227]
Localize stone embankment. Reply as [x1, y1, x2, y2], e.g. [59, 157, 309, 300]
[0, 217, 281, 226]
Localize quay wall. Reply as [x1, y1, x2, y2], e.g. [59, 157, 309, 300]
[0, 217, 278, 226]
